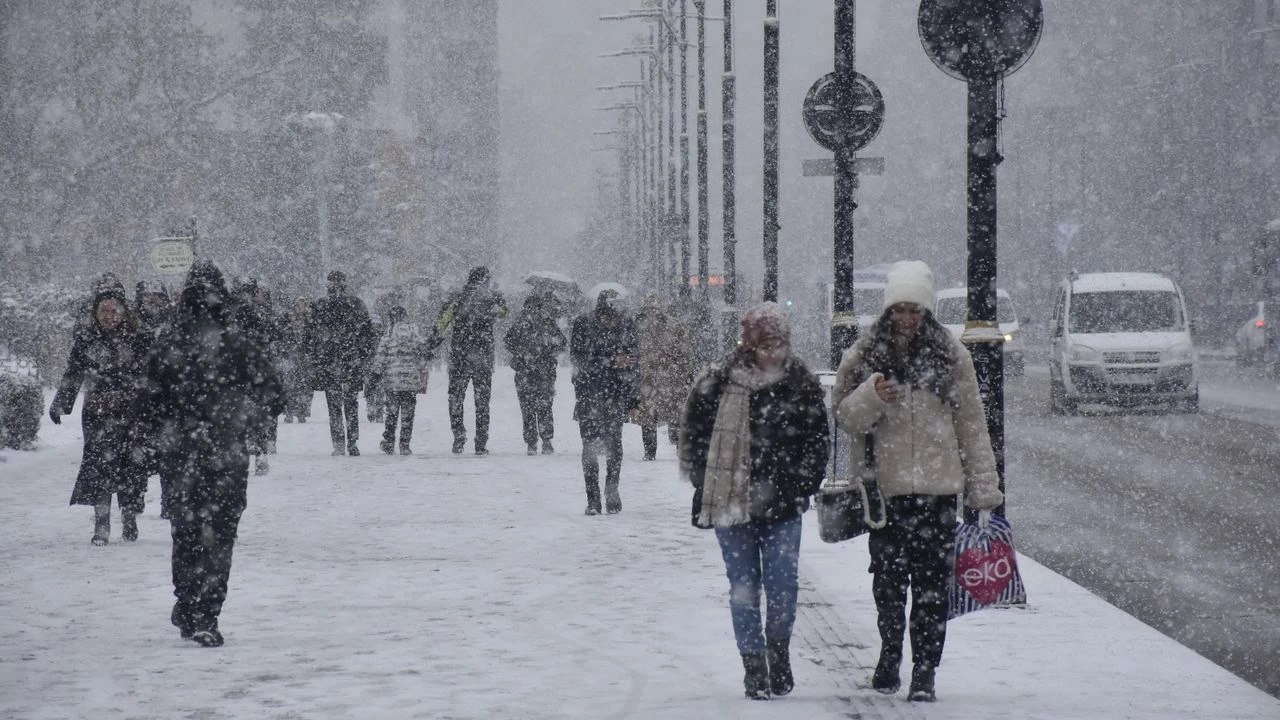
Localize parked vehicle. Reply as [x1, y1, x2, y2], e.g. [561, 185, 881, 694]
[1234, 301, 1271, 367]
[933, 286, 1026, 376]
[0, 343, 43, 449]
[1048, 272, 1199, 414]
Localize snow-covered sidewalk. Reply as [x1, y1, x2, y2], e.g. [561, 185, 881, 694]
[2, 368, 1277, 719]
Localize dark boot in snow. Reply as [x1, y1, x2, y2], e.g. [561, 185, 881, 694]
[91, 503, 110, 546]
[871, 647, 902, 694]
[121, 511, 138, 542]
[741, 653, 771, 700]
[907, 663, 936, 702]
[766, 636, 793, 696]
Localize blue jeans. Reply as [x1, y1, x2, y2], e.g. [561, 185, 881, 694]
[714, 514, 803, 655]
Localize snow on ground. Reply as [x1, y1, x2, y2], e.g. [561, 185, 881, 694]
[2, 368, 1277, 719]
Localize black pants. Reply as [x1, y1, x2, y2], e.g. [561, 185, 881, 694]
[640, 423, 681, 459]
[169, 472, 247, 634]
[382, 391, 417, 449]
[448, 366, 492, 449]
[579, 418, 623, 506]
[515, 372, 555, 447]
[325, 390, 359, 451]
[867, 494, 957, 670]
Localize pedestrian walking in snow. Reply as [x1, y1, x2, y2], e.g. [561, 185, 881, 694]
[49, 282, 151, 546]
[134, 281, 172, 515]
[279, 296, 314, 423]
[234, 277, 283, 475]
[503, 290, 566, 455]
[303, 270, 375, 456]
[570, 288, 639, 515]
[832, 260, 1004, 702]
[632, 291, 697, 460]
[370, 305, 430, 455]
[678, 302, 830, 699]
[432, 266, 507, 455]
[141, 261, 283, 647]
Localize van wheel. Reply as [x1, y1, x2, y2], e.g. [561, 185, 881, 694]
[1049, 379, 1075, 416]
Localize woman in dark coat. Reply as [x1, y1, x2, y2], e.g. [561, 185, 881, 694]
[569, 288, 639, 514]
[142, 260, 283, 647]
[504, 290, 567, 455]
[49, 284, 150, 545]
[678, 302, 830, 700]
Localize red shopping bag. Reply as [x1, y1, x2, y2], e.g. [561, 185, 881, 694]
[947, 513, 1027, 620]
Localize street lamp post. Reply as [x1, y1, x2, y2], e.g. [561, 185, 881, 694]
[285, 111, 344, 278]
[763, 0, 780, 302]
[721, 0, 737, 350]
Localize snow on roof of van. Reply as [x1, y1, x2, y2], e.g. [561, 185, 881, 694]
[1071, 272, 1177, 293]
[936, 286, 1012, 299]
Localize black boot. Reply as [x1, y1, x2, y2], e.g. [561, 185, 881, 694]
[766, 637, 794, 696]
[121, 511, 138, 542]
[871, 647, 901, 694]
[741, 653, 771, 700]
[907, 663, 936, 702]
[91, 503, 110, 546]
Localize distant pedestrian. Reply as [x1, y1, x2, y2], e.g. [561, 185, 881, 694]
[134, 281, 172, 514]
[50, 282, 150, 545]
[569, 288, 639, 515]
[503, 290, 566, 455]
[633, 291, 697, 460]
[432, 266, 507, 455]
[141, 260, 283, 647]
[832, 260, 1003, 702]
[303, 270, 375, 456]
[234, 277, 283, 475]
[371, 305, 430, 455]
[678, 302, 830, 699]
[279, 296, 314, 423]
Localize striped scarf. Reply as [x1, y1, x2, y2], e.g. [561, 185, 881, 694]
[698, 365, 784, 528]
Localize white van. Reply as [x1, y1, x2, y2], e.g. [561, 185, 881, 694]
[825, 264, 891, 338]
[934, 287, 1025, 376]
[1048, 271, 1198, 414]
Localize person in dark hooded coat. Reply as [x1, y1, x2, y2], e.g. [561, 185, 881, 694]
[141, 260, 283, 647]
[432, 266, 508, 455]
[503, 290, 566, 455]
[569, 288, 639, 515]
[302, 270, 374, 456]
[50, 282, 151, 545]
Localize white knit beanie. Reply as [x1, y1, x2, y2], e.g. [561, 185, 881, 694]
[882, 260, 936, 313]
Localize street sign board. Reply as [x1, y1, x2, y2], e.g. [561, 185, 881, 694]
[802, 71, 885, 153]
[918, 0, 1043, 81]
[150, 238, 195, 275]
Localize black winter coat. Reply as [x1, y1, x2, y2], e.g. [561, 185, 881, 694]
[504, 298, 566, 386]
[679, 350, 831, 528]
[570, 309, 640, 430]
[434, 285, 508, 372]
[52, 322, 150, 506]
[303, 289, 374, 389]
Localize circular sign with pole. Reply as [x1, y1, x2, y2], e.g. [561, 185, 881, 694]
[918, 0, 1043, 81]
[802, 71, 885, 153]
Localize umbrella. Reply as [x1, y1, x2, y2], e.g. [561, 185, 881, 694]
[586, 282, 630, 303]
[523, 270, 579, 293]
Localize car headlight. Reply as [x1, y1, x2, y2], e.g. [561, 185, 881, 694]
[1166, 343, 1194, 362]
[1069, 344, 1100, 362]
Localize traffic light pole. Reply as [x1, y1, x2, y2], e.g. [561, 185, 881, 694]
[830, 0, 858, 370]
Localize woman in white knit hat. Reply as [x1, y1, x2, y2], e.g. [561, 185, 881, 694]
[831, 260, 1003, 702]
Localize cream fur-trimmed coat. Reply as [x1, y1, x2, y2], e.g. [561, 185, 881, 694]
[831, 334, 1004, 510]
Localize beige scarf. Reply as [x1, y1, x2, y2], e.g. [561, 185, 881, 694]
[699, 365, 785, 527]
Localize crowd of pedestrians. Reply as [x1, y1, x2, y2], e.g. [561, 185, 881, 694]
[40, 257, 996, 706]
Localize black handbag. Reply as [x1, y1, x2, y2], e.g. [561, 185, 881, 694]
[817, 433, 887, 543]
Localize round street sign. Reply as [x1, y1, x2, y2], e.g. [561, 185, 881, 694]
[802, 71, 885, 153]
[918, 0, 1043, 81]
[150, 239, 194, 275]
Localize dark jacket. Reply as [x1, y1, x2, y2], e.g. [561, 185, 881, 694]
[503, 294, 566, 385]
[142, 272, 284, 498]
[434, 282, 508, 372]
[570, 307, 640, 430]
[52, 311, 150, 506]
[304, 286, 375, 389]
[679, 350, 831, 528]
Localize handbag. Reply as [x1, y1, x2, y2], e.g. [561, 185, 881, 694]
[816, 433, 887, 543]
[947, 513, 1028, 619]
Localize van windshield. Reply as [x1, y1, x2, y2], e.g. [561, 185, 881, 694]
[934, 296, 1017, 325]
[1069, 290, 1185, 333]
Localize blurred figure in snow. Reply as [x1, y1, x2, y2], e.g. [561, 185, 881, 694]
[632, 291, 697, 461]
[279, 296, 314, 423]
[303, 270, 375, 456]
[370, 305, 431, 455]
[678, 302, 829, 699]
[431, 266, 507, 455]
[141, 260, 283, 647]
[503, 289, 566, 455]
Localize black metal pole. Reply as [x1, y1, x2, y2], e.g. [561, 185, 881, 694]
[679, 0, 691, 298]
[667, 1, 678, 296]
[721, 0, 737, 350]
[695, 0, 709, 297]
[966, 75, 1006, 516]
[763, 0, 779, 302]
[831, 0, 857, 370]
